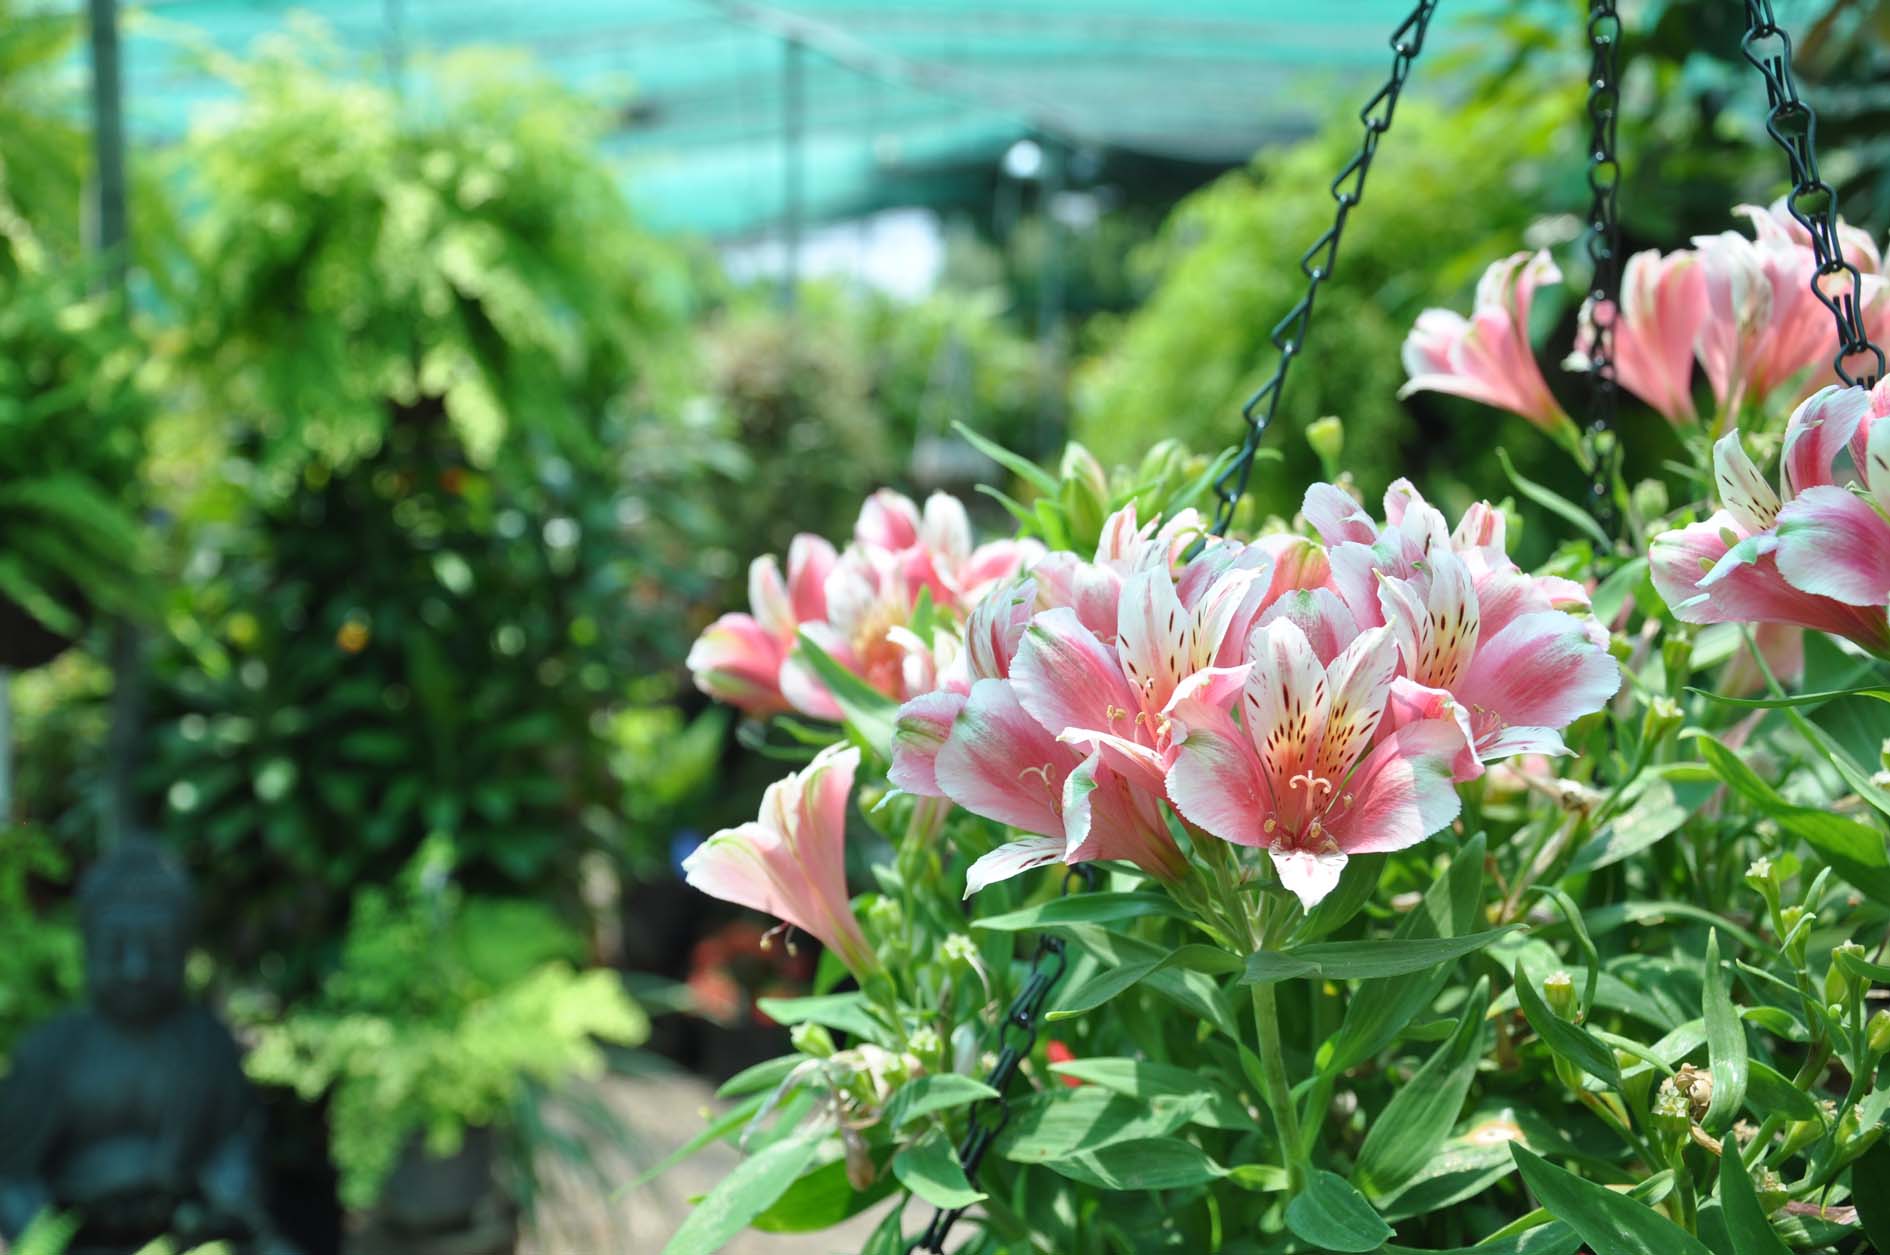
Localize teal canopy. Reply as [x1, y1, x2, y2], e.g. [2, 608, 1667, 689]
[95, 0, 1511, 236]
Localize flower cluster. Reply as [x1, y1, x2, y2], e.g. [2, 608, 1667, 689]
[1404, 201, 1889, 432]
[1651, 380, 1890, 656]
[686, 489, 1040, 718]
[892, 487, 1620, 909]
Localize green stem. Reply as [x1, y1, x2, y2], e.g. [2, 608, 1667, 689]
[1250, 979, 1307, 1195]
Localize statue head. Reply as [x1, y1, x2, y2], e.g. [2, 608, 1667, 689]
[78, 837, 195, 1026]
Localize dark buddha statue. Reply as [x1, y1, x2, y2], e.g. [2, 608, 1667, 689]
[0, 838, 297, 1255]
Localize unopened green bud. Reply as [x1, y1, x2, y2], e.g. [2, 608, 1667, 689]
[908, 1026, 942, 1062]
[1135, 439, 1187, 492]
[1641, 696, 1684, 748]
[1779, 1117, 1824, 1159]
[1779, 906, 1813, 967]
[1837, 1104, 1866, 1149]
[1543, 970, 1578, 1021]
[792, 1022, 836, 1058]
[1059, 442, 1110, 543]
[1869, 1009, 1890, 1055]
[1827, 941, 1867, 1006]
[866, 896, 904, 937]
[1630, 478, 1669, 523]
[1306, 416, 1345, 479]
[1662, 633, 1695, 689]
[1652, 1079, 1691, 1138]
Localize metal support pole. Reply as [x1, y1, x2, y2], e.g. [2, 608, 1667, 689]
[779, 36, 805, 310]
[89, 0, 140, 844]
[1036, 138, 1066, 445]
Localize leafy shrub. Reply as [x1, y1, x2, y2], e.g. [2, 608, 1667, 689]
[241, 843, 648, 1210]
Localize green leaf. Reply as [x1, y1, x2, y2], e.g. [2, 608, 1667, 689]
[953, 420, 1060, 495]
[1686, 684, 1890, 709]
[623, 1096, 768, 1190]
[752, 1158, 897, 1233]
[1590, 557, 1648, 630]
[660, 1132, 822, 1255]
[1715, 1139, 1791, 1255]
[1695, 736, 1890, 905]
[1284, 1170, 1393, 1252]
[1510, 1145, 1715, 1255]
[1047, 1137, 1228, 1190]
[1700, 932, 1748, 1135]
[1354, 977, 1492, 1200]
[1296, 852, 1388, 941]
[1057, 924, 1238, 1037]
[793, 630, 897, 757]
[1528, 886, 1600, 1016]
[886, 1074, 1000, 1130]
[1383, 1225, 1581, 1255]
[1245, 928, 1517, 985]
[1047, 943, 1241, 1023]
[995, 1086, 1206, 1162]
[1318, 834, 1488, 1076]
[754, 992, 887, 1045]
[1740, 1059, 1821, 1124]
[892, 1130, 984, 1209]
[1513, 960, 1621, 1090]
[1853, 1138, 1890, 1253]
[1572, 776, 1693, 873]
[1497, 447, 1611, 549]
[973, 891, 1186, 932]
[1047, 1057, 1256, 1130]
[716, 1056, 801, 1100]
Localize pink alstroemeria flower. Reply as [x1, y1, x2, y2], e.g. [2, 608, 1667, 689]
[1377, 548, 1621, 779]
[1649, 421, 1890, 655]
[1773, 381, 1890, 624]
[1167, 620, 1464, 911]
[1566, 249, 1707, 425]
[687, 535, 838, 716]
[682, 743, 880, 981]
[1400, 250, 1575, 440]
[890, 679, 1185, 895]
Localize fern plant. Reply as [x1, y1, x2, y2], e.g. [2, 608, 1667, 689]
[241, 842, 648, 1210]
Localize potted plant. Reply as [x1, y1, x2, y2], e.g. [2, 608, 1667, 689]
[241, 841, 647, 1248]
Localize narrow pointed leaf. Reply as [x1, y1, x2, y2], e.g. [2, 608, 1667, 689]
[1716, 1140, 1791, 1255]
[892, 1130, 984, 1208]
[1700, 932, 1748, 1135]
[887, 1074, 1001, 1130]
[661, 1132, 823, 1255]
[1514, 961, 1621, 1090]
[1244, 928, 1517, 985]
[1284, 1170, 1393, 1252]
[793, 630, 897, 757]
[1511, 1145, 1715, 1255]
[1354, 977, 1491, 1200]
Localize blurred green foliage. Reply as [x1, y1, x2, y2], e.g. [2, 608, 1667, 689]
[240, 841, 647, 1209]
[1071, 92, 1578, 526]
[0, 826, 80, 1063]
[174, 36, 698, 490]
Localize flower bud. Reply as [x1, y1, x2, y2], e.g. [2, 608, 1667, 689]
[1652, 1078, 1691, 1138]
[1059, 442, 1110, 544]
[1826, 941, 1867, 1007]
[1869, 1009, 1890, 1056]
[791, 1022, 836, 1059]
[908, 1026, 942, 1063]
[1543, 970, 1578, 1021]
[1306, 416, 1345, 479]
[1630, 478, 1669, 523]
[951, 1023, 982, 1076]
[1640, 696, 1683, 749]
[1661, 633, 1695, 689]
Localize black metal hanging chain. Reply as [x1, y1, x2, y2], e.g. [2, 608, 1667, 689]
[1583, 0, 1623, 538]
[1740, 0, 1884, 389]
[907, 866, 1089, 1253]
[1206, 0, 1442, 539]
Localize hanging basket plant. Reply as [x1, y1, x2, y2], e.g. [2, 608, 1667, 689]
[653, 3, 1890, 1252]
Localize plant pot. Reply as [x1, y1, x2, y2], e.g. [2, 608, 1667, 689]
[379, 1127, 499, 1236]
[0, 594, 80, 671]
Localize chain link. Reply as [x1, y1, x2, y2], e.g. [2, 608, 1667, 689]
[1206, 0, 1441, 539]
[1739, 0, 1884, 389]
[1583, 0, 1622, 537]
[907, 866, 1090, 1253]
